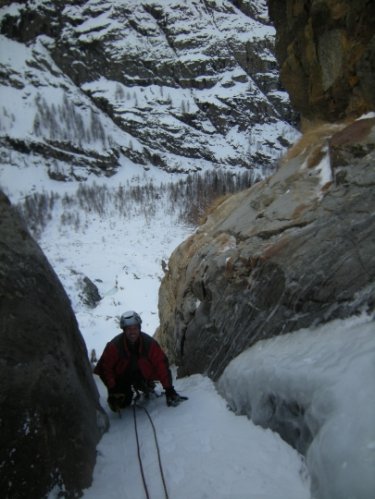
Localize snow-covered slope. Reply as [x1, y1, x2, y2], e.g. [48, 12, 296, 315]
[0, 33, 135, 178]
[0, 0, 298, 179]
[82, 373, 310, 499]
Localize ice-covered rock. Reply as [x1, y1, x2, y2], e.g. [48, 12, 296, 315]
[218, 313, 375, 499]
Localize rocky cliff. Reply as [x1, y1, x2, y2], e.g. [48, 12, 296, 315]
[269, 0, 375, 123]
[156, 0, 375, 379]
[0, 0, 297, 178]
[0, 191, 108, 498]
[157, 117, 375, 378]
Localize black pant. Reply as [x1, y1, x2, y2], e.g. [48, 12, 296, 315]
[109, 371, 155, 409]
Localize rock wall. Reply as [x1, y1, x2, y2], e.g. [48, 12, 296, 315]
[157, 117, 375, 379]
[0, 192, 108, 498]
[268, 0, 375, 122]
[156, 0, 375, 379]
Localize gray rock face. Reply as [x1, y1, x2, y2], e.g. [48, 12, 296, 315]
[156, 118, 375, 379]
[0, 0, 297, 178]
[0, 192, 108, 498]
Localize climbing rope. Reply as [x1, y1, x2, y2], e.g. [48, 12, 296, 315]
[132, 399, 170, 499]
[132, 403, 150, 499]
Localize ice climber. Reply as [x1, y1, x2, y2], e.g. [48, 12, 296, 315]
[94, 310, 187, 412]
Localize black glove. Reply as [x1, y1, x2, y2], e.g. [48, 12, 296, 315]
[107, 392, 127, 412]
[165, 387, 188, 407]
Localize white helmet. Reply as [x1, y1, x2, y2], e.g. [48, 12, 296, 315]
[120, 311, 142, 329]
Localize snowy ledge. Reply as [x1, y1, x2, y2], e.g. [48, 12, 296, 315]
[217, 313, 375, 499]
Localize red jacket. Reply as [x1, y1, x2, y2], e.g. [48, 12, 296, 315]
[94, 332, 172, 390]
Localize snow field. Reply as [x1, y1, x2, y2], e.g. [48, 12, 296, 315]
[83, 373, 310, 499]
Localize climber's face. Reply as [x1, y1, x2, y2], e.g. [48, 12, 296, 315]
[125, 325, 140, 343]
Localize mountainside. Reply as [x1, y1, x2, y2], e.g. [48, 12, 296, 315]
[0, 0, 297, 179]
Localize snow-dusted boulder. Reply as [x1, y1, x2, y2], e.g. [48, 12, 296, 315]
[0, 192, 108, 498]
